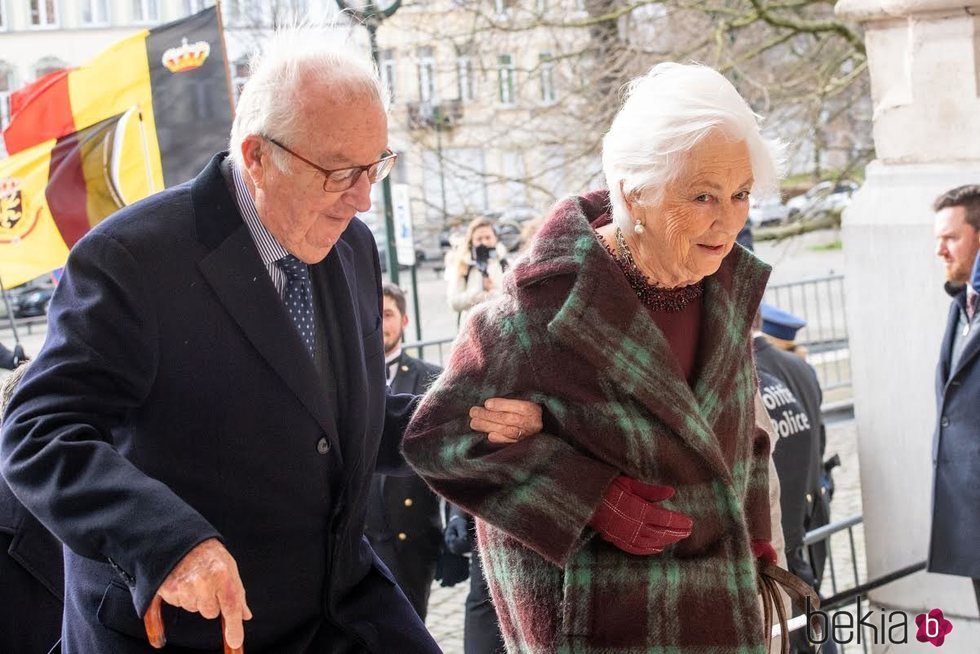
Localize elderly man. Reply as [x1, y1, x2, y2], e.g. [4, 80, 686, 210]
[929, 184, 980, 611]
[0, 30, 540, 654]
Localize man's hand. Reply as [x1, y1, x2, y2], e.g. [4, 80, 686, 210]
[144, 538, 252, 651]
[469, 398, 543, 444]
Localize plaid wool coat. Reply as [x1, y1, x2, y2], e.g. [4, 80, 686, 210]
[403, 191, 774, 653]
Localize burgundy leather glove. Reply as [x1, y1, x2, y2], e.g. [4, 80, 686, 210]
[589, 475, 693, 556]
[752, 539, 778, 566]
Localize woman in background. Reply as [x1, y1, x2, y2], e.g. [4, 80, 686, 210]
[446, 217, 510, 325]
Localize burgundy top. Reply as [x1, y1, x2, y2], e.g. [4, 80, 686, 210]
[591, 212, 703, 385]
[647, 300, 702, 385]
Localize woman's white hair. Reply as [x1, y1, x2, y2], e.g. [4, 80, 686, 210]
[602, 62, 783, 231]
[228, 20, 390, 172]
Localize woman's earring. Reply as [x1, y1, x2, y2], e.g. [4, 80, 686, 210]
[633, 218, 645, 235]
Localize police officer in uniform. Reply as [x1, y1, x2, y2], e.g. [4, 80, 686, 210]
[754, 304, 831, 653]
[365, 284, 443, 620]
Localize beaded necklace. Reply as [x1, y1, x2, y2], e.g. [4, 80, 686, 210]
[595, 228, 704, 312]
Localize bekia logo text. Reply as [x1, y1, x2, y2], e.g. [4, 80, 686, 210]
[806, 598, 954, 647]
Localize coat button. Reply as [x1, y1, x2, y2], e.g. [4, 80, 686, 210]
[404, 498, 414, 507]
[941, 417, 949, 428]
[397, 532, 408, 541]
[316, 438, 330, 454]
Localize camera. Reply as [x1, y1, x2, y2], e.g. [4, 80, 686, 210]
[472, 244, 496, 276]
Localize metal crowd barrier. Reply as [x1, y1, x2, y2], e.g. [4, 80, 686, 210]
[763, 274, 850, 392]
[0, 314, 48, 337]
[791, 514, 928, 654]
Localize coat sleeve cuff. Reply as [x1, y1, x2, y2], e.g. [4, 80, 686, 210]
[128, 522, 224, 617]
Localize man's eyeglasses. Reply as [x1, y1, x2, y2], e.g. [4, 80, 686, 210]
[265, 137, 398, 193]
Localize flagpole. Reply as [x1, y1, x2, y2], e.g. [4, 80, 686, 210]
[214, 0, 237, 118]
[136, 109, 155, 194]
[0, 270, 22, 347]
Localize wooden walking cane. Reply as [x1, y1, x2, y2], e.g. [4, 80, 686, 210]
[144, 595, 244, 653]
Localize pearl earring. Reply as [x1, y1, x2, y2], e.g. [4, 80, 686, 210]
[633, 219, 645, 235]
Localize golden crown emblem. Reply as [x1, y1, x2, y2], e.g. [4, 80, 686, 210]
[162, 38, 211, 74]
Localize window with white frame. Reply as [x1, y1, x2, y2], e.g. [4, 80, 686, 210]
[30, 0, 59, 27]
[0, 1, 7, 30]
[417, 47, 436, 105]
[380, 49, 396, 103]
[422, 146, 487, 221]
[34, 56, 66, 79]
[0, 63, 14, 132]
[81, 0, 109, 25]
[270, 0, 307, 25]
[456, 56, 474, 103]
[231, 58, 249, 104]
[539, 52, 556, 104]
[494, 0, 516, 15]
[497, 54, 515, 105]
[503, 151, 527, 206]
[132, 0, 159, 23]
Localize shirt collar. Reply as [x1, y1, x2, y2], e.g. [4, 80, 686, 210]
[231, 163, 289, 266]
[385, 347, 402, 367]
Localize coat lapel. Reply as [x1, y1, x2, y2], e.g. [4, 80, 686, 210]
[392, 355, 421, 396]
[948, 315, 980, 384]
[323, 239, 370, 478]
[192, 155, 342, 456]
[691, 246, 769, 427]
[937, 292, 961, 387]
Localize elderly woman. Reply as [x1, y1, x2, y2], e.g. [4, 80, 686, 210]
[403, 63, 784, 652]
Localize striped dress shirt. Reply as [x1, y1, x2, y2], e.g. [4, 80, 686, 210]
[231, 163, 293, 298]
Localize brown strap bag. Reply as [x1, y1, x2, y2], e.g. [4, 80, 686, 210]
[758, 561, 823, 654]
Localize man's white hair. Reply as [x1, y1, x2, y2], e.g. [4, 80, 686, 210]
[602, 62, 783, 231]
[228, 22, 390, 172]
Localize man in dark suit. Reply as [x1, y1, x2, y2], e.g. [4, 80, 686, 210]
[364, 284, 442, 620]
[929, 185, 980, 611]
[0, 31, 542, 654]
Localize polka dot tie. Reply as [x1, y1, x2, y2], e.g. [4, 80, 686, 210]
[276, 254, 315, 358]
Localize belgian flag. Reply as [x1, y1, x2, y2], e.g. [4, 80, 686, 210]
[4, 6, 232, 190]
[0, 7, 233, 288]
[1, 113, 132, 288]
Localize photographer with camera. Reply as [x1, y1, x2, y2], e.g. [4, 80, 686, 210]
[446, 217, 511, 327]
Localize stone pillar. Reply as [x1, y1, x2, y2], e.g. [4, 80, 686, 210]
[834, 0, 980, 650]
